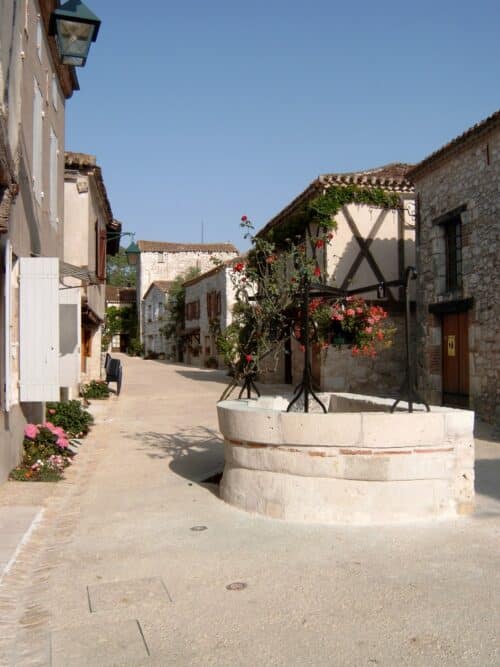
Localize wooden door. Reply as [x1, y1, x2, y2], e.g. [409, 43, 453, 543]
[442, 312, 469, 407]
[81, 327, 92, 373]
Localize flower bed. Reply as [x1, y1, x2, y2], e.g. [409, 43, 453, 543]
[10, 422, 75, 482]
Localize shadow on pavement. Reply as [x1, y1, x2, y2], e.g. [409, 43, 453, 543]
[475, 458, 500, 502]
[130, 426, 224, 492]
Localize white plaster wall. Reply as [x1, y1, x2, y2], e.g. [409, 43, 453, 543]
[143, 285, 168, 355]
[326, 200, 415, 298]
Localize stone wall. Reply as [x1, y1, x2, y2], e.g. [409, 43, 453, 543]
[413, 124, 500, 424]
[143, 285, 168, 356]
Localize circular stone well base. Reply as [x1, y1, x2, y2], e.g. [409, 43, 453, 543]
[217, 393, 475, 524]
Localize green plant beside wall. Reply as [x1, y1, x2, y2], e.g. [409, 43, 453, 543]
[80, 380, 110, 400]
[46, 400, 94, 438]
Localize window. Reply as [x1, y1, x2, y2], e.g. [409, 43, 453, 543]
[52, 74, 58, 110]
[206, 290, 221, 319]
[185, 300, 200, 321]
[32, 79, 43, 202]
[36, 18, 42, 61]
[444, 218, 462, 291]
[49, 127, 58, 225]
[96, 224, 107, 281]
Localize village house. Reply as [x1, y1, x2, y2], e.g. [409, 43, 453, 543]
[183, 261, 239, 367]
[63, 152, 120, 393]
[256, 164, 416, 395]
[0, 1, 99, 483]
[407, 110, 500, 424]
[142, 281, 172, 357]
[135, 241, 238, 347]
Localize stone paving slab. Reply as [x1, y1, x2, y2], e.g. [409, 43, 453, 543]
[0, 505, 43, 578]
[87, 576, 172, 613]
[50, 618, 149, 666]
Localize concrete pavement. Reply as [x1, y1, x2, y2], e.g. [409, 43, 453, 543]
[0, 354, 499, 666]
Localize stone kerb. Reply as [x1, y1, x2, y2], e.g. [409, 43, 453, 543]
[216, 393, 475, 524]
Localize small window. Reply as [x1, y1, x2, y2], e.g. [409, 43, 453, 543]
[444, 218, 462, 291]
[36, 18, 42, 61]
[32, 79, 43, 202]
[49, 127, 58, 225]
[157, 253, 164, 263]
[52, 74, 58, 110]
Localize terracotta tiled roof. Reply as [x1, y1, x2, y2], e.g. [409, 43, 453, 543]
[259, 163, 414, 237]
[137, 240, 239, 254]
[407, 109, 500, 180]
[152, 281, 174, 293]
[182, 256, 247, 287]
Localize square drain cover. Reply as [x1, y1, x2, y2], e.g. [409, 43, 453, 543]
[87, 576, 171, 613]
[51, 619, 148, 666]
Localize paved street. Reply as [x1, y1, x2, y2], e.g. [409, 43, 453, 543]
[1, 354, 499, 666]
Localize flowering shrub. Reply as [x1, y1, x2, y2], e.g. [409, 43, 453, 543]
[46, 400, 93, 438]
[217, 211, 395, 382]
[80, 380, 110, 400]
[9, 422, 74, 482]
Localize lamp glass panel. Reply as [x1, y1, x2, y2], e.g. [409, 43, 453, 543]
[57, 19, 93, 57]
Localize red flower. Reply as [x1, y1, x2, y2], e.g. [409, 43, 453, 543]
[233, 262, 244, 272]
[315, 239, 324, 249]
[245, 354, 253, 362]
[314, 266, 321, 277]
[241, 215, 248, 222]
[327, 232, 334, 240]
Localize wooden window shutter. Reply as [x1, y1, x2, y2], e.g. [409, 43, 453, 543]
[216, 291, 221, 315]
[97, 228, 107, 280]
[19, 258, 60, 402]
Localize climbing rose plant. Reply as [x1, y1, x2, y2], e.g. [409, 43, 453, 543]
[217, 211, 394, 383]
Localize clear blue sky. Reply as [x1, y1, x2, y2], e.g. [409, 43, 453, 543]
[66, 0, 500, 251]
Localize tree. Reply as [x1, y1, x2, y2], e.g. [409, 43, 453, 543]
[160, 266, 201, 355]
[106, 246, 136, 287]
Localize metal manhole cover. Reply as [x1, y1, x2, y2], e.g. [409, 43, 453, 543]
[190, 525, 207, 532]
[226, 582, 247, 591]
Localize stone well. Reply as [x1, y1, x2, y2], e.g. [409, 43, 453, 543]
[216, 393, 475, 524]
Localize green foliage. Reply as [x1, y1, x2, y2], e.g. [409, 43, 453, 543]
[10, 465, 62, 482]
[267, 185, 400, 246]
[46, 400, 93, 438]
[80, 380, 110, 400]
[106, 246, 136, 287]
[102, 304, 138, 351]
[127, 338, 144, 357]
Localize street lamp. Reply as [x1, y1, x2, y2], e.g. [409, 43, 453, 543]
[49, 0, 101, 67]
[125, 240, 140, 267]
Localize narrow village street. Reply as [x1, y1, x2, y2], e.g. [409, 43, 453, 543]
[1, 354, 499, 666]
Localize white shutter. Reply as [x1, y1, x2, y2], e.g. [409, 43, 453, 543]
[19, 258, 60, 402]
[59, 286, 81, 390]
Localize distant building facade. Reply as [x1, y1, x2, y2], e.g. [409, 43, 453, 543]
[142, 281, 171, 357]
[183, 262, 239, 367]
[135, 241, 238, 347]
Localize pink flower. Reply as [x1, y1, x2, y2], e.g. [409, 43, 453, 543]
[241, 215, 248, 222]
[43, 421, 56, 431]
[53, 426, 66, 438]
[346, 308, 355, 317]
[48, 409, 56, 415]
[24, 424, 39, 439]
[364, 327, 373, 334]
[56, 437, 69, 449]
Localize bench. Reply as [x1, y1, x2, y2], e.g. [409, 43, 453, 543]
[105, 354, 122, 396]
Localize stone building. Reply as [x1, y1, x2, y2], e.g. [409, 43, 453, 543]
[257, 164, 416, 395]
[0, 0, 81, 482]
[407, 110, 500, 424]
[135, 241, 238, 346]
[183, 262, 239, 367]
[63, 152, 119, 391]
[142, 281, 171, 357]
